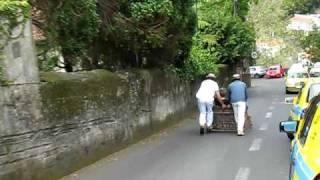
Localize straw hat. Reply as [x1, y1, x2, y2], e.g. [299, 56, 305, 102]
[206, 73, 216, 78]
[232, 74, 241, 79]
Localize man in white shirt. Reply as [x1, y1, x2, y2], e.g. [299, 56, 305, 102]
[196, 73, 226, 135]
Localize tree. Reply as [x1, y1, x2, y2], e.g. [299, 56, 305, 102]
[300, 30, 320, 62]
[177, 0, 255, 79]
[31, 0, 196, 71]
[283, 0, 320, 15]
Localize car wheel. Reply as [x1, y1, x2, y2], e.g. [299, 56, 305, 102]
[254, 74, 259, 78]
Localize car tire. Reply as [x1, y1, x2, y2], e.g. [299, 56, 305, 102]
[254, 74, 260, 78]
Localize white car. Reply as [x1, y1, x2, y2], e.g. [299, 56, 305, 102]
[313, 62, 320, 68]
[249, 66, 267, 78]
[310, 67, 320, 77]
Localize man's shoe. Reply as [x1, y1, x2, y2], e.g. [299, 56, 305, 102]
[237, 131, 245, 136]
[200, 127, 205, 135]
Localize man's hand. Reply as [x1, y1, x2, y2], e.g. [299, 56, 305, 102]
[222, 104, 227, 109]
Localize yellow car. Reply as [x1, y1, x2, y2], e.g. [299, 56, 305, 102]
[285, 69, 309, 94]
[280, 95, 320, 180]
[286, 78, 320, 139]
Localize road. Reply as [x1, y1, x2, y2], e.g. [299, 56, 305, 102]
[62, 78, 292, 180]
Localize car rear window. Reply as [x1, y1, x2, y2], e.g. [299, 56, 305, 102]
[308, 83, 320, 102]
[287, 72, 308, 78]
[310, 71, 320, 77]
[269, 67, 278, 70]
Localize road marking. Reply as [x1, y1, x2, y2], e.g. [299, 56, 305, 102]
[259, 123, 268, 131]
[234, 167, 251, 180]
[269, 106, 274, 110]
[265, 112, 272, 118]
[249, 138, 263, 151]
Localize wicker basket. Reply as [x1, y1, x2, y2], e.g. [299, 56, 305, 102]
[210, 107, 252, 132]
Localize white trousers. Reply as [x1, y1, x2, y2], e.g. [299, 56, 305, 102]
[197, 100, 214, 127]
[232, 102, 246, 132]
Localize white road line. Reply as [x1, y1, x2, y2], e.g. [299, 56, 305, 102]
[249, 138, 263, 151]
[259, 123, 269, 131]
[265, 112, 272, 118]
[235, 167, 251, 180]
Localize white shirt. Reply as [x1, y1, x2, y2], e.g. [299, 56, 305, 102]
[196, 79, 219, 102]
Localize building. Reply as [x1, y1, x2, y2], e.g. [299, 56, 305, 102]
[287, 14, 320, 32]
[256, 39, 284, 57]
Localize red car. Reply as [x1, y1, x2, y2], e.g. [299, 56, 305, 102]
[266, 65, 285, 78]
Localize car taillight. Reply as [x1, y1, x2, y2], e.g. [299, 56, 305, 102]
[314, 173, 320, 180]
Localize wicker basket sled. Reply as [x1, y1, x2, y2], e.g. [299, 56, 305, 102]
[208, 106, 252, 133]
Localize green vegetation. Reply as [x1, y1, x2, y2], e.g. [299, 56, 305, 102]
[283, 0, 320, 62]
[0, 0, 31, 47]
[178, 0, 255, 80]
[247, 0, 313, 67]
[31, 0, 196, 72]
[300, 31, 320, 62]
[283, 0, 320, 15]
[31, 0, 255, 80]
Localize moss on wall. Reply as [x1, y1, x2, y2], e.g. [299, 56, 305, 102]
[0, 69, 195, 180]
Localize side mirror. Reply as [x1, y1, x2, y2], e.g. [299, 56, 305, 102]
[285, 97, 295, 104]
[279, 121, 299, 133]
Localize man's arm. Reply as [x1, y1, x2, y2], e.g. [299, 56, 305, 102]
[245, 85, 248, 102]
[215, 90, 226, 109]
[227, 85, 231, 103]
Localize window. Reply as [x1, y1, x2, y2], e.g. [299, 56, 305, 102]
[307, 83, 320, 102]
[299, 96, 320, 145]
[310, 72, 320, 77]
[287, 72, 308, 78]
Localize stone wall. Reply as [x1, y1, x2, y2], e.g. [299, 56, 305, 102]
[1, 20, 39, 84]
[0, 69, 195, 180]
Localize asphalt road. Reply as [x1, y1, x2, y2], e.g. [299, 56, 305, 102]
[62, 78, 292, 180]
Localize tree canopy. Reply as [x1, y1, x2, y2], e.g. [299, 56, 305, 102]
[283, 0, 320, 15]
[13, 0, 256, 79]
[180, 0, 255, 79]
[31, 0, 196, 72]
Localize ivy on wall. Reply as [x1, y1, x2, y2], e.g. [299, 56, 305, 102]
[0, 0, 31, 47]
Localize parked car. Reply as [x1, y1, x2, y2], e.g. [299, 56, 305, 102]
[266, 64, 285, 78]
[310, 67, 320, 77]
[285, 78, 320, 139]
[280, 94, 320, 180]
[285, 67, 309, 93]
[313, 62, 320, 68]
[249, 66, 267, 78]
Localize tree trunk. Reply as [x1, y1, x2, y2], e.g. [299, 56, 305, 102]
[135, 51, 140, 67]
[61, 51, 74, 72]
